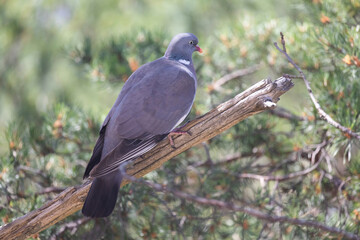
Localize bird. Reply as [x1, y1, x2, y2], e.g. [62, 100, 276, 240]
[82, 33, 202, 218]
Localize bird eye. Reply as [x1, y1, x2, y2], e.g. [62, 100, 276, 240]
[189, 40, 194, 45]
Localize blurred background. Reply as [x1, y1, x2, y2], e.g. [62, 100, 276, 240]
[0, 0, 306, 145]
[1, 0, 359, 239]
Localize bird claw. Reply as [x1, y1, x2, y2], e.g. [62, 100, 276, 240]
[168, 129, 191, 148]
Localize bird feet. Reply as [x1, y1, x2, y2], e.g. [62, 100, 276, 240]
[168, 128, 192, 149]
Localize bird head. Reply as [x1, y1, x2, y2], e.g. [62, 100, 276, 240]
[164, 33, 202, 61]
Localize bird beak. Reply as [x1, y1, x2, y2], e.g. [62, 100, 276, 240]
[195, 45, 203, 53]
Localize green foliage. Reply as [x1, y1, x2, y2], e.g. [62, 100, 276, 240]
[1, 0, 360, 239]
[73, 30, 168, 83]
[1, 104, 98, 220]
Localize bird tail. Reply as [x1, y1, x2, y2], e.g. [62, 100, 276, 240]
[82, 169, 123, 218]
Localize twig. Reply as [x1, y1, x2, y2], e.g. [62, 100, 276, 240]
[323, 149, 333, 172]
[122, 173, 359, 240]
[338, 177, 351, 195]
[35, 187, 67, 196]
[237, 155, 322, 182]
[17, 166, 49, 184]
[195, 147, 265, 168]
[274, 32, 360, 140]
[269, 107, 305, 121]
[283, 74, 303, 79]
[311, 140, 326, 165]
[280, 32, 287, 53]
[257, 223, 268, 240]
[194, 152, 249, 167]
[209, 64, 260, 92]
[50, 217, 91, 240]
[237, 141, 327, 182]
[201, 142, 213, 165]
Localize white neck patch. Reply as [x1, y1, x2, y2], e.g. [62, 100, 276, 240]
[178, 59, 190, 65]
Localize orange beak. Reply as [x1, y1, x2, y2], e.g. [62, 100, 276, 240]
[195, 45, 203, 53]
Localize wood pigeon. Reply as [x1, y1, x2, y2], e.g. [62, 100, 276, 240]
[82, 33, 202, 218]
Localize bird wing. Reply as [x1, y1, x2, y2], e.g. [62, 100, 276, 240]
[82, 72, 139, 179]
[88, 59, 197, 178]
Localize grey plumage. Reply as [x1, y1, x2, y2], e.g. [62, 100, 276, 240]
[82, 33, 201, 218]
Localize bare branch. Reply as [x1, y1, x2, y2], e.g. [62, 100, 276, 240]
[280, 32, 287, 53]
[237, 140, 328, 182]
[274, 33, 360, 140]
[269, 106, 306, 121]
[237, 153, 322, 182]
[208, 64, 260, 92]
[50, 217, 91, 240]
[35, 187, 67, 196]
[0, 76, 294, 240]
[194, 150, 262, 168]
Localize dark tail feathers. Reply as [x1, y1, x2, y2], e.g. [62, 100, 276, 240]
[82, 170, 122, 218]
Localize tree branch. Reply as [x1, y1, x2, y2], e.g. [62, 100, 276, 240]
[208, 64, 260, 92]
[123, 174, 360, 240]
[237, 150, 324, 182]
[274, 32, 360, 140]
[0, 76, 294, 240]
[236, 140, 328, 182]
[50, 217, 91, 240]
[269, 106, 306, 121]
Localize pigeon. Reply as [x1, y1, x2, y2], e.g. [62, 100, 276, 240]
[82, 33, 202, 218]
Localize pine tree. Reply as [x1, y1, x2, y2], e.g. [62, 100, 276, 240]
[0, 0, 359, 239]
